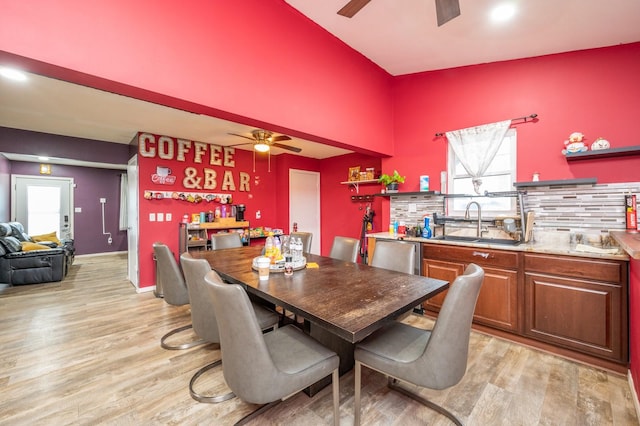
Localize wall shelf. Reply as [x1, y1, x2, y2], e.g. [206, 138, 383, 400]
[340, 179, 379, 194]
[513, 177, 597, 188]
[375, 191, 441, 197]
[564, 145, 640, 161]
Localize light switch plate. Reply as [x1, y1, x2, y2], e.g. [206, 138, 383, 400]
[157, 213, 164, 222]
[166, 213, 172, 221]
[74, 207, 82, 213]
[149, 213, 156, 222]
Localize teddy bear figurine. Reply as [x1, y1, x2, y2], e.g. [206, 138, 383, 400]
[562, 132, 588, 155]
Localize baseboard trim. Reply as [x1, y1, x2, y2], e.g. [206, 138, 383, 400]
[135, 285, 155, 294]
[75, 251, 127, 258]
[630, 371, 640, 421]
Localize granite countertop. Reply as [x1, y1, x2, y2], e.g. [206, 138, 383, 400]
[368, 230, 630, 261]
[610, 230, 640, 259]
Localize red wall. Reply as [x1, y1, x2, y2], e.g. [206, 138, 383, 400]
[0, 0, 394, 156]
[319, 153, 383, 257]
[137, 133, 279, 287]
[379, 43, 640, 228]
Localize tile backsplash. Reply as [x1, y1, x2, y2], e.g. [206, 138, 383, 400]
[388, 181, 640, 236]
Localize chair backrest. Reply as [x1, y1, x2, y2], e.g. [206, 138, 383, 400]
[153, 242, 189, 306]
[370, 240, 415, 274]
[419, 263, 484, 389]
[204, 271, 280, 404]
[210, 232, 243, 250]
[180, 253, 224, 343]
[290, 232, 312, 254]
[329, 236, 360, 263]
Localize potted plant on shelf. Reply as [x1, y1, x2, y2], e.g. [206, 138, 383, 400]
[378, 170, 405, 192]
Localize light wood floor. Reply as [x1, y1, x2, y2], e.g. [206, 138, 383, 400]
[0, 253, 638, 425]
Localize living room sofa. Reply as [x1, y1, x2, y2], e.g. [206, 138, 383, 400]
[0, 222, 75, 285]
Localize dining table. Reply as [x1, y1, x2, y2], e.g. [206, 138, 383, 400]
[192, 245, 449, 395]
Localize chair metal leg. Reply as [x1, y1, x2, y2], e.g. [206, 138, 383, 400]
[388, 377, 463, 426]
[160, 324, 206, 350]
[332, 368, 340, 426]
[233, 400, 282, 426]
[189, 359, 236, 403]
[354, 361, 362, 426]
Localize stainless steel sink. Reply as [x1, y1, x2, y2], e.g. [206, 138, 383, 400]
[430, 235, 522, 246]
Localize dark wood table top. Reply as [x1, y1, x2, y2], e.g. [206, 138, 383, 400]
[193, 245, 448, 343]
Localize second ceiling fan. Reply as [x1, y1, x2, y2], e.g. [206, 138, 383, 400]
[228, 129, 302, 153]
[338, 0, 460, 27]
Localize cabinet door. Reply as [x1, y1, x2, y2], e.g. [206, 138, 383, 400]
[473, 266, 519, 331]
[422, 258, 464, 312]
[524, 272, 625, 362]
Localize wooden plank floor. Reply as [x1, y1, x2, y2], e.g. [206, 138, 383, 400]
[0, 253, 638, 425]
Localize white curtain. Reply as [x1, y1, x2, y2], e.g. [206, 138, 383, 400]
[119, 173, 128, 231]
[446, 120, 512, 194]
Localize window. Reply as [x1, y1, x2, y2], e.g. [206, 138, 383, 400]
[447, 128, 517, 215]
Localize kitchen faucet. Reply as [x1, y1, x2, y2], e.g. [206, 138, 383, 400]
[464, 201, 483, 237]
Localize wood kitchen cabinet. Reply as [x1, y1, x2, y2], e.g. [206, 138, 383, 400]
[423, 244, 520, 332]
[524, 253, 628, 364]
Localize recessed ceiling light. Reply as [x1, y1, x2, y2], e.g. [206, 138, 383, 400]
[490, 3, 516, 22]
[0, 67, 28, 82]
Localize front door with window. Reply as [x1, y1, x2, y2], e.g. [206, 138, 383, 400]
[11, 175, 74, 240]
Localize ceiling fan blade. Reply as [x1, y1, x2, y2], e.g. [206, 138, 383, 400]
[228, 132, 256, 142]
[270, 135, 292, 142]
[227, 142, 254, 148]
[337, 0, 371, 18]
[272, 142, 302, 153]
[435, 0, 460, 27]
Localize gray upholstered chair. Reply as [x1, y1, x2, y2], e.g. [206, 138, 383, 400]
[329, 236, 360, 263]
[354, 263, 485, 425]
[204, 271, 340, 425]
[290, 231, 312, 254]
[180, 253, 279, 403]
[209, 232, 243, 250]
[153, 242, 205, 350]
[370, 240, 415, 274]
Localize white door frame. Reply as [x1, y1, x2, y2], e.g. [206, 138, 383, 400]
[11, 174, 74, 239]
[127, 155, 139, 289]
[289, 169, 321, 254]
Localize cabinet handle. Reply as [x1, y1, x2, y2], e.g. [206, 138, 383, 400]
[472, 251, 490, 259]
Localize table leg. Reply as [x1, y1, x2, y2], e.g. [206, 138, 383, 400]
[305, 322, 355, 397]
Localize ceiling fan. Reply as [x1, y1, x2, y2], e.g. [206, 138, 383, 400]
[228, 129, 302, 153]
[338, 0, 460, 26]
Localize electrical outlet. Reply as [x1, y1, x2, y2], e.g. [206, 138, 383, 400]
[166, 213, 172, 221]
[100, 198, 106, 204]
[256, 210, 261, 219]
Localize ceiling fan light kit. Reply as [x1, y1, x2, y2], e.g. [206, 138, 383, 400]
[254, 143, 270, 152]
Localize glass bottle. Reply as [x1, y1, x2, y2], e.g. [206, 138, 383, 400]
[284, 255, 293, 276]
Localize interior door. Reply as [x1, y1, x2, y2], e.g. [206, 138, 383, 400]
[289, 169, 320, 254]
[127, 155, 139, 288]
[11, 175, 74, 239]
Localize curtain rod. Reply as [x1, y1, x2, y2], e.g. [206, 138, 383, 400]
[435, 113, 538, 137]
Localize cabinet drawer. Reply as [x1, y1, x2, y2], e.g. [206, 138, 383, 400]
[423, 244, 519, 269]
[524, 253, 624, 283]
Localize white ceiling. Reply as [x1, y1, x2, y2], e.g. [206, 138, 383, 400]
[1, 0, 639, 163]
[285, 0, 640, 75]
